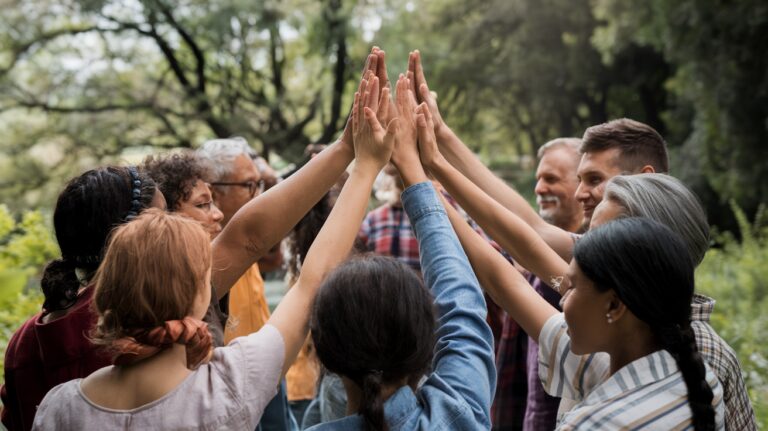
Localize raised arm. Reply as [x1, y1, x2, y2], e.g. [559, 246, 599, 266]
[407, 50, 575, 261]
[441, 193, 558, 341]
[391, 84, 495, 427]
[210, 51, 380, 299]
[415, 104, 569, 289]
[268, 75, 397, 376]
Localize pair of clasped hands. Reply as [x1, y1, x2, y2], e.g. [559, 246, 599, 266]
[342, 47, 447, 185]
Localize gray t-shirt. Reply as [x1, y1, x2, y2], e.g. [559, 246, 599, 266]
[32, 324, 285, 430]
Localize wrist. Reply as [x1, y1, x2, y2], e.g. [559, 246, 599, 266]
[332, 138, 355, 161]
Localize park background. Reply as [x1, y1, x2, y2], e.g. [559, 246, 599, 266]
[0, 0, 766, 426]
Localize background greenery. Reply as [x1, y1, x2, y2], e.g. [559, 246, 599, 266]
[0, 0, 766, 426]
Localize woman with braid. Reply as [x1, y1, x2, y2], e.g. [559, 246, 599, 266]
[1, 167, 165, 431]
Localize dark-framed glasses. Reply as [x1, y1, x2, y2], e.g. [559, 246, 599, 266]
[210, 180, 264, 197]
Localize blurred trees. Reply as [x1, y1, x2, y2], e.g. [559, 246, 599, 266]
[0, 0, 766, 226]
[0, 0, 362, 210]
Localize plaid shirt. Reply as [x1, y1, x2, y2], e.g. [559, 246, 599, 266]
[358, 203, 421, 271]
[691, 294, 758, 431]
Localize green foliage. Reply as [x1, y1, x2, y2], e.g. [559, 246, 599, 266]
[695, 203, 768, 426]
[0, 205, 58, 372]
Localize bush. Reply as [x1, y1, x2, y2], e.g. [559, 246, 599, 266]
[0, 205, 58, 371]
[695, 202, 768, 427]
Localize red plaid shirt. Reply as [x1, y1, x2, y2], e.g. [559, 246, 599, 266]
[358, 203, 421, 271]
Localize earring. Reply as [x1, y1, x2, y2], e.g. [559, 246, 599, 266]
[606, 313, 613, 324]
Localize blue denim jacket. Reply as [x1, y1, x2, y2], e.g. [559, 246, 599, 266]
[306, 182, 497, 430]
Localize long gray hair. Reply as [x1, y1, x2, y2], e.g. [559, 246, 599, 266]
[604, 174, 710, 265]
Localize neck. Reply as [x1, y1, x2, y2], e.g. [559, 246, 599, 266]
[607, 325, 659, 374]
[341, 376, 409, 416]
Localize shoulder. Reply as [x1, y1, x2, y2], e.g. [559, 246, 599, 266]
[4, 313, 42, 369]
[211, 324, 285, 401]
[33, 380, 85, 425]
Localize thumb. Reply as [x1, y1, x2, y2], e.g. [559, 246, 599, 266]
[384, 118, 399, 147]
[364, 107, 384, 133]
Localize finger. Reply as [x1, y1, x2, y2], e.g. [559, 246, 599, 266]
[414, 50, 426, 90]
[420, 102, 432, 124]
[376, 50, 389, 88]
[357, 79, 368, 125]
[367, 76, 380, 113]
[352, 91, 360, 134]
[396, 74, 408, 111]
[407, 52, 418, 94]
[384, 118, 399, 147]
[419, 83, 432, 102]
[367, 52, 378, 78]
[364, 106, 384, 134]
[378, 87, 390, 121]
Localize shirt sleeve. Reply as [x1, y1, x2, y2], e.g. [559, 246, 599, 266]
[537, 313, 609, 401]
[212, 324, 285, 423]
[402, 181, 496, 429]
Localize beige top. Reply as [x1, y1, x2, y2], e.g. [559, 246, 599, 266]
[32, 325, 285, 431]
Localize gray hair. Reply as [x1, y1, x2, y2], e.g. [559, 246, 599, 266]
[197, 137, 256, 181]
[537, 137, 582, 160]
[604, 173, 710, 265]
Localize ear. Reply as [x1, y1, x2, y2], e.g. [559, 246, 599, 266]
[605, 291, 629, 324]
[639, 165, 655, 174]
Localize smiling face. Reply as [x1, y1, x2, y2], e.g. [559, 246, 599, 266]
[589, 199, 626, 230]
[535, 147, 583, 232]
[575, 148, 624, 228]
[561, 259, 614, 355]
[211, 154, 262, 227]
[176, 180, 223, 240]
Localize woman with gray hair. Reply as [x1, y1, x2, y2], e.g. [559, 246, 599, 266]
[594, 174, 710, 264]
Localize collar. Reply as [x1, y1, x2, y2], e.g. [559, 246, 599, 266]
[690, 293, 715, 323]
[311, 386, 419, 430]
[579, 349, 680, 407]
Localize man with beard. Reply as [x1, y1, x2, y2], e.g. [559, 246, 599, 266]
[492, 137, 584, 430]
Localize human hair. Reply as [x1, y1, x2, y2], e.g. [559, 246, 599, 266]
[604, 174, 710, 265]
[141, 151, 209, 211]
[537, 137, 581, 160]
[573, 218, 715, 431]
[310, 255, 437, 431]
[41, 166, 157, 312]
[197, 137, 256, 182]
[581, 118, 669, 173]
[286, 193, 333, 285]
[90, 209, 211, 351]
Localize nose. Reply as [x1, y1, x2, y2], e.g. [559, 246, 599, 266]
[574, 181, 589, 202]
[211, 202, 224, 222]
[534, 178, 547, 196]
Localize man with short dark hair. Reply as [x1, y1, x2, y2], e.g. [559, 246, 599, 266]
[576, 119, 667, 228]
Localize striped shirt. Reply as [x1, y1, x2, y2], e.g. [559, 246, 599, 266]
[538, 313, 725, 430]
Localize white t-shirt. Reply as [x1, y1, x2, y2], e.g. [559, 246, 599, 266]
[32, 324, 285, 430]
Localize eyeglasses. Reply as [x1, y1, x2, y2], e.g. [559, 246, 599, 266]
[210, 180, 264, 197]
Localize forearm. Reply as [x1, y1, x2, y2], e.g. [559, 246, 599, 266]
[431, 156, 569, 286]
[441, 193, 557, 341]
[211, 141, 354, 298]
[269, 163, 379, 376]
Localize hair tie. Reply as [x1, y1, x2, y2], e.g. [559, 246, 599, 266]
[125, 166, 142, 221]
[111, 317, 213, 369]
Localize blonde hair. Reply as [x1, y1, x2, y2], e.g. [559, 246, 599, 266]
[91, 209, 212, 348]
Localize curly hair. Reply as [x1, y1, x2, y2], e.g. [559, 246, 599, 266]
[141, 152, 210, 211]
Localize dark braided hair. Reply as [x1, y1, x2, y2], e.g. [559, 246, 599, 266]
[310, 256, 437, 431]
[573, 217, 715, 430]
[42, 167, 157, 312]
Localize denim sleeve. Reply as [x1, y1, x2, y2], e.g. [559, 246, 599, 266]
[401, 181, 497, 428]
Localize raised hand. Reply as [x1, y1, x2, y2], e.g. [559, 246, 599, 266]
[390, 74, 420, 170]
[340, 49, 380, 151]
[415, 102, 442, 170]
[352, 75, 398, 170]
[407, 50, 446, 137]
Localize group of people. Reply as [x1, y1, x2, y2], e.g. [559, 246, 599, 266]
[0, 46, 758, 430]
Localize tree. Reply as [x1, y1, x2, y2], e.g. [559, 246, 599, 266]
[0, 0, 361, 211]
